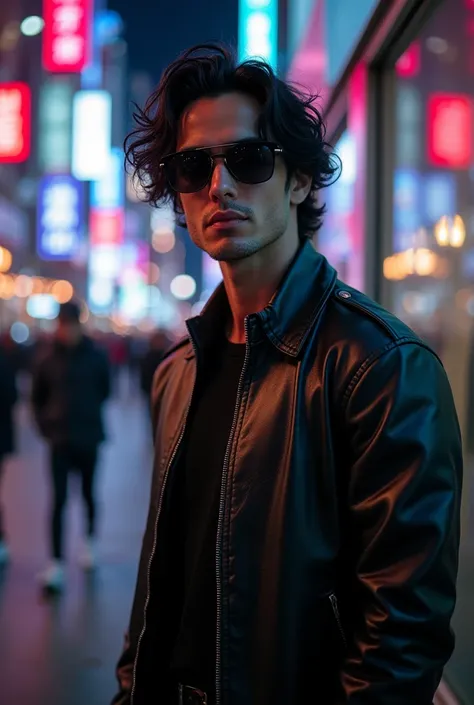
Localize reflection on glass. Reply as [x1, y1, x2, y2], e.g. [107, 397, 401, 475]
[317, 130, 358, 284]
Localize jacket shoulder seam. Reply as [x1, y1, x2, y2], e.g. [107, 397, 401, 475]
[341, 337, 440, 409]
[333, 285, 399, 340]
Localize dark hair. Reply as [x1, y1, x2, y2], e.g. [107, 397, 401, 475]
[58, 301, 81, 323]
[125, 43, 340, 239]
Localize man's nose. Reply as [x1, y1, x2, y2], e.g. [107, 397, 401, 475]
[208, 160, 238, 201]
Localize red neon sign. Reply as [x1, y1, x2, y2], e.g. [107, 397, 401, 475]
[0, 82, 31, 163]
[395, 41, 421, 79]
[427, 94, 472, 169]
[42, 0, 92, 73]
[90, 208, 124, 246]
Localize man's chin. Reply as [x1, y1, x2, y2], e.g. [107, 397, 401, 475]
[205, 239, 261, 263]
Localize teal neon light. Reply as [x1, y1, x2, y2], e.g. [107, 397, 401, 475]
[238, 0, 278, 70]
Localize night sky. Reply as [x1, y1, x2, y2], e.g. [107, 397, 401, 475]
[107, 0, 239, 84]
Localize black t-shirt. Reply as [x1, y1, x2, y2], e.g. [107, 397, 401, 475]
[169, 338, 246, 700]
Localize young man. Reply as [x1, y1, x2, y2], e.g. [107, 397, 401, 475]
[112, 44, 462, 705]
[31, 301, 111, 591]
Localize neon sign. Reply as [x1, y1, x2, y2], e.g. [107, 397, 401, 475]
[238, 0, 278, 69]
[0, 82, 31, 163]
[42, 0, 92, 73]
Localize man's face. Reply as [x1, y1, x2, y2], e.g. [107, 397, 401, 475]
[175, 92, 298, 262]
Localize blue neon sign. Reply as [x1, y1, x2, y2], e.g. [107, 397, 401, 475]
[37, 175, 83, 260]
[238, 0, 278, 70]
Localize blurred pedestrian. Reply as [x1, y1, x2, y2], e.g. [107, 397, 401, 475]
[31, 301, 111, 592]
[112, 44, 462, 705]
[0, 346, 18, 565]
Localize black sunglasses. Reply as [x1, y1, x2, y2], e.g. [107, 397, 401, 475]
[160, 141, 283, 194]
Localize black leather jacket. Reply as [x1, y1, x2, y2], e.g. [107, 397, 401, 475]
[113, 241, 462, 705]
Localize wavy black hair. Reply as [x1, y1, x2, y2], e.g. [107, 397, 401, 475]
[125, 43, 340, 239]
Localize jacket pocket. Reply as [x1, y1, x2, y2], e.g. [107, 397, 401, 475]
[328, 592, 347, 649]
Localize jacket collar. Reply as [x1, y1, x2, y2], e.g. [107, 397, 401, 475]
[186, 240, 337, 358]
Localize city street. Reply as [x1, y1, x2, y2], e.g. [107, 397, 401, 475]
[0, 382, 152, 705]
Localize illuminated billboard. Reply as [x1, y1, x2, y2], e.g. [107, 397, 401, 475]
[42, 0, 93, 73]
[72, 90, 112, 180]
[238, 0, 278, 69]
[37, 175, 84, 260]
[38, 78, 73, 173]
[90, 148, 124, 209]
[0, 82, 31, 164]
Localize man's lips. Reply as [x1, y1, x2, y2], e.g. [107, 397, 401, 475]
[207, 210, 248, 226]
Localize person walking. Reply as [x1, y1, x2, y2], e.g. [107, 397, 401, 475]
[32, 301, 111, 591]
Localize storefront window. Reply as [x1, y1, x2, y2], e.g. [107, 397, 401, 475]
[388, 2, 474, 698]
[317, 129, 361, 285]
[388, 0, 474, 444]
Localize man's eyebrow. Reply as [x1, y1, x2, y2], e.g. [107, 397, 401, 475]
[177, 137, 262, 152]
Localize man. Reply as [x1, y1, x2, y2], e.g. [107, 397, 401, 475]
[32, 301, 110, 591]
[112, 44, 462, 705]
[0, 344, 17, 565]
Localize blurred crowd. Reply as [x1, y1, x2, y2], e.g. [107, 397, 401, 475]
[0, 305, 174, 590]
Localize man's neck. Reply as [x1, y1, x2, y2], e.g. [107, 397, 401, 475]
[220, 233, 300, 344]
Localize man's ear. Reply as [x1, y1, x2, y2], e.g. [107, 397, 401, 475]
[289, 171, 312, 205]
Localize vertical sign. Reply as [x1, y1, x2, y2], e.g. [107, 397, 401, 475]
[90, 148, 124, 209]
[38, 78, 73, 173]
[72, 90, 112, 180]
[238, 0, 278, 69]
[42, 0, 93, 73]
[0, 82, 31, 163]
[37, 175, 84, 260]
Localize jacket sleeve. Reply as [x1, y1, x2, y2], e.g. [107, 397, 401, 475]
[341, 341, 462, 705]
[111, 466, 160, 705]
[111, 377, 164, 704]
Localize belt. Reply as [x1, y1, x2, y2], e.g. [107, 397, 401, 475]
[178, 683, 208, 705]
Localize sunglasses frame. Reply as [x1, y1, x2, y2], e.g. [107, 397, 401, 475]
[160, 140, 283, 193]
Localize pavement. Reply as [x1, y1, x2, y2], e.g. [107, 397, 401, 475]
[0, 380, 152, 705]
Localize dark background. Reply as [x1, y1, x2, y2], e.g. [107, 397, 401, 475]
[107, 0, 239, 84]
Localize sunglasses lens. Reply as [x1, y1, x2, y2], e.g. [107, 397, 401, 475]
[166, 150, 211, 193]
[227, 143, 276, 184]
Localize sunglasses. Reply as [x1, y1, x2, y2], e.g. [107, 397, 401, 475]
[160, 141, 283, 194]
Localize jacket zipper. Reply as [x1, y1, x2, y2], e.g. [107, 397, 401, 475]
[328, 593, 347, 648]
[131, 338, 199, 705]
[215, 318, 250, 705]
